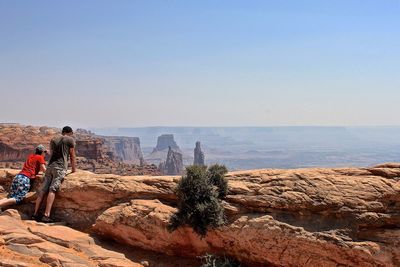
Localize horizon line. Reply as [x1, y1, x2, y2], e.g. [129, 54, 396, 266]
[3, 122, 400, 129]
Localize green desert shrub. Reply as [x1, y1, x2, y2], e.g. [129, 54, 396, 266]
[200, 254, 241, 267]
[207, 164, 228, 198]
[168, 164, 229, 237]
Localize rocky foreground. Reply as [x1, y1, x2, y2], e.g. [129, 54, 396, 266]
[0, 209, 198, 267]
[0, 209, 140, 266]
[1, 163, 400, 266]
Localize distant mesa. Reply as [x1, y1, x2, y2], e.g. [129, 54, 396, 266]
[103, 136, 144, 165]
[193, 141, 205, 166]
[145, 134, 186, 168]
[153, 134, 180, 152]
[159, 146, 183, 175]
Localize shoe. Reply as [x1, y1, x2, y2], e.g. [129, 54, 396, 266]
[41, 216, 54, 223]
[31, 214, 40, 221]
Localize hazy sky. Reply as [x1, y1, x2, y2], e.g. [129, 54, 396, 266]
[1, 1, 399, 128]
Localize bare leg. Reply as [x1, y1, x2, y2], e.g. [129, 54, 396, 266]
[44, 191, 56, 217]
[0, 198, 17, 208]
[34, 192, 45, 215]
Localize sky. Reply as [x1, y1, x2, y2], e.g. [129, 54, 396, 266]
[0, 0, 399, 128]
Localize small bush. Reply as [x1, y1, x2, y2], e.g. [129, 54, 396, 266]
[168, 164, 229, 237]
[207, 164, 228, 198]
[200, 254, 241, 267]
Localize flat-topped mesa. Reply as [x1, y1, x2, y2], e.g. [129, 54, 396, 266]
[152, 134, 180, 152]
[158, 146, 183, 175]
[1, 163, 399, 266]
[193, 141, 205, 166]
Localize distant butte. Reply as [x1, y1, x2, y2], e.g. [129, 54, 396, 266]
[152, 134, 180, 152]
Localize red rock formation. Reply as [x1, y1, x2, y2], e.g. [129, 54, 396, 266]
[0, 124, 158, 176]
[0, 209, 198, 266]
[0, 209, 140, 266]
[1, 163, 399, 266]
[0, 124, 109, 162]
[0, 124, 56, 162]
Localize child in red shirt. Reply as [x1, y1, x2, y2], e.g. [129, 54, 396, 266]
[0, 145, 47, 211]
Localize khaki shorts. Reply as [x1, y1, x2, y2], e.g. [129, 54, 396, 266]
[40, 167, 66, 193]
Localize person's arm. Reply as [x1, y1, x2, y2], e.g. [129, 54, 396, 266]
[34, 156, 47, 178]
[40, 163, 47, 173]
[69, 147, 76, 173]
[50, 139, 55, 156]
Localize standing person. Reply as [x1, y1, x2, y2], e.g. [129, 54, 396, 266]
[0, 145, 47, 212]
[33, 126, 76, 222]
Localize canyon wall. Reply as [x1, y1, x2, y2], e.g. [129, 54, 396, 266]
[103, 136, 144, 165]
[0, 124, 156, 176]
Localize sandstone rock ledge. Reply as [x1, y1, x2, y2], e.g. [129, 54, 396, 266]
[1, 164, 400, 266]
[0, 209, 141, 267]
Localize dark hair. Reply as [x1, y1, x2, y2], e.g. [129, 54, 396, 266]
[62, 126, 73, 134]
[35, 148, 43, 155]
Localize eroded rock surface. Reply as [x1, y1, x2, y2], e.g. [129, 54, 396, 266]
[1, 163, 400, 266]
[0, 209, 141, 267]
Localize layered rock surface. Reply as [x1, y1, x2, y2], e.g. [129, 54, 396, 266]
[0, 124, 158, 176]
[1, 163, 400, 266]
[0, 209, 141, 267]
[0, 209, 198, 267]
[103, 136, 144, 165]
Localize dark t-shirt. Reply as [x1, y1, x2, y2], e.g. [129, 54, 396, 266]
[48, 135, 75, 170]
[19, 154, 46, 179]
